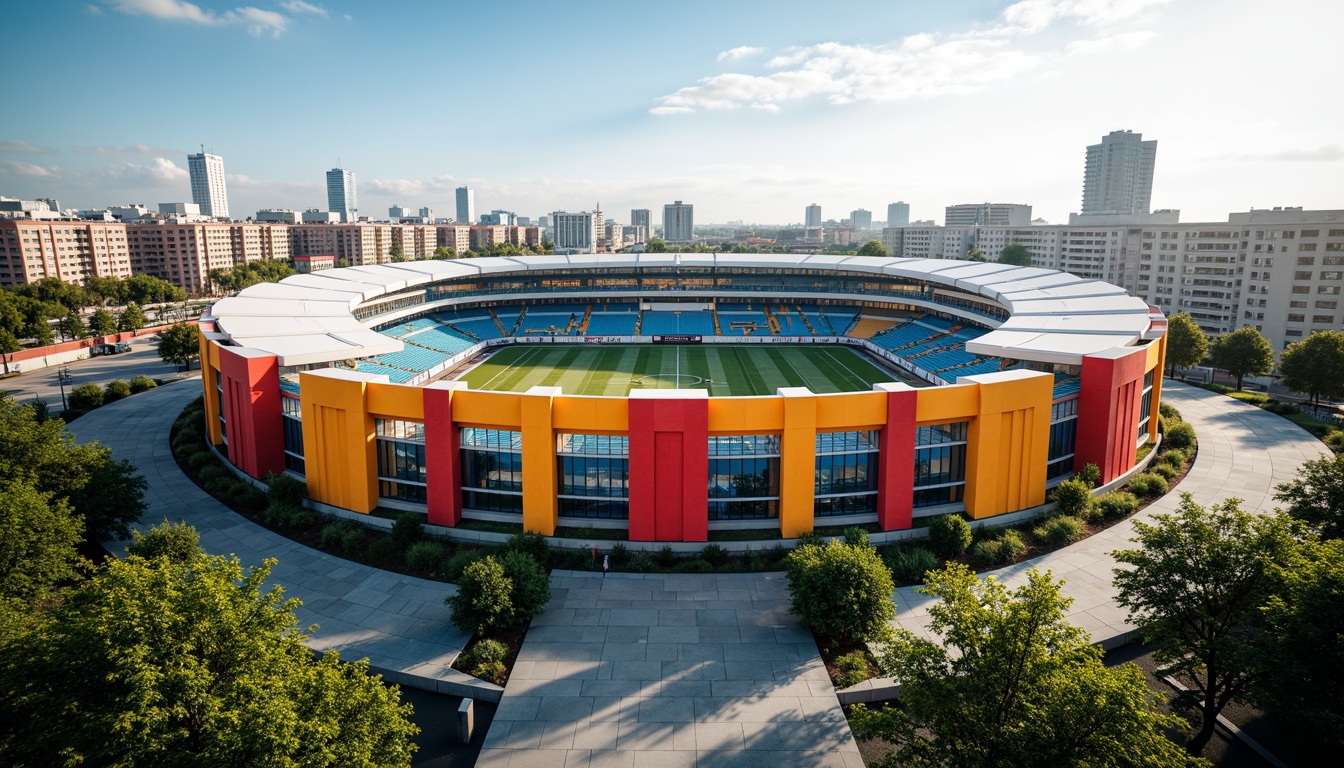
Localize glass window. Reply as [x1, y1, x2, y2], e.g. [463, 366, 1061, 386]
[708, 435, 781, 520]
[376, 419, 427, 503]
[913, 421, 967, 508]
[814, 431, 880, 517]
[915, 421, 968, 446]
[461, 428, 523, 514]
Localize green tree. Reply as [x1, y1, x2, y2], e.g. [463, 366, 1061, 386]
[1209, 326, 1274, 391]
[59, 308, 89, 342]
[1274, 453, 1344, 540]
[997, 243, 1034, 266]
[964, 247, 987, 262]
[88, 307, 117, 337]
[857, 240, 887, 257]
[83, 275, 127, 306]
[157, 321, 200, 368]
[0, 480, 85, 600]
[850, 564, 1198, 768]
[0, 395, 146, 541]
[388, 243, 406, 262]
[0, 552, 419, 766]
[117, 302, 146, 333]
[785, 537, 895, 645]
[1112, 493, 1297, 755]
[1165, 312, 1209, 377]
[126, 519, 203, 564]
[433, 245, 457, 260]
[448, 556, 515, 634]
[1277, 329, 1344, 411]
[0, 328, 19, 375]
[1252, 538, 1344, 746]
[27, 316, 54, 347]
[645, 237, 668, 253]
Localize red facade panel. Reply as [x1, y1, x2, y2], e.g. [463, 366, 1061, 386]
[1076, 348, 1148, 483]
[423, 386, 462, 527]
[628, 396, 709, 542]
[217, 346, 285, 479]
[876, 387, 918, 531]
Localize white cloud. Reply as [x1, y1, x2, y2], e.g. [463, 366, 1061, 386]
[100, 157, 189, 184]
[280, 0, 326, 16]
[226, 173, 319, 192]
[74, 143, 179, 156]
[0, 140, 57, 154]
[0, 160, 57, 178]
[717, 46, 763, 62]
[651, 0, 1171, 114]
[104, 0, 290, 37]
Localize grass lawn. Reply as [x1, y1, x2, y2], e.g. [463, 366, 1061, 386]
[460, 343, 902, 396]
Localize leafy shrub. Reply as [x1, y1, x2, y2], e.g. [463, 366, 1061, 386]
[500, 551, 551, 624]
[700, 544, 729, 568]
[1157, 450, 1187, 470]
[320, 523, 347, 549]
[506, 531, 550, 565]
[785, 539, 895, 644]
[406, 540, 446, 572]
[886, 545, 939, 584]
[199, 464, 231, 485]
[127, 519, 201, 564]
[674, 559, 714, 573]
[448, 557, 515, 635]
[470, 639, 509, 667]
[927, 514, 972, 559]
[367, 537, 397, 566]
[1150, 463, 1177, 481]
[103, 380, 132, 403]
[969, 529, 1026, 567]
[1164, 422, 1196, 451]
[972, 525, 1006, 543]
[391, 513, 423, 551]
[339, 526, 365, 553]
[1032, 515, 1083, 546]
[1052, 478, 1094, 518]
[172, 427, 201, 452]
[266, 473, 307, 508]
[238, 486, 269, 513]
[628, 553, 656, 573]
[1159, 402, 1177, 419]
[443, 548, 488, 581]
[1325, 431, 1344, 453]
[188, 450, 215, 471]
[844, 527, 871, 548]
[265, 500, 315, 531]
[69, 383, 104, 410]
[1095, 492, 1139, 520]
[1076, 463, 1101, 489]
[472, 661, 506, 685]
[1128, 473, 1169, 498]
[745, 551, 767, 571]
[794, 530, 827, 550]
[836, 651, 872, 689]
[610, 542, 630, 568]
[1267, 402, 1298, 416]
[657, 545, 677, 567]
[128, 375, 157, 393]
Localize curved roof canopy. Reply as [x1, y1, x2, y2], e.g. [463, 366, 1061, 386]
[204, 254, 1163, 369]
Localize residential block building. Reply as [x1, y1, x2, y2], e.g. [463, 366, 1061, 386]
[663, 201, 694, 244]
[0, 220, 132, 287]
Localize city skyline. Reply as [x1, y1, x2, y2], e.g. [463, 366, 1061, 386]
[1, 0, 1341, 224]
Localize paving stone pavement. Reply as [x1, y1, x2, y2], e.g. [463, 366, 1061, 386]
[477, 570, 864, 768]
[889, 380, 1333, 647]
[65, 379, 477, 693]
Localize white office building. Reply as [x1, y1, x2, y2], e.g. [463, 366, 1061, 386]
[663, 200, 693, 244]
[805, 204, 822, 228]
[630, 209, 652, 239]
[456, 187, 475, 225]
[1082, 130, 1157, 216]
[944, 203, 1031, 227]
[551, 211, 599, 253]
[850, 209, 872, 230]
[187, 150, 229, 219]
[326, 168, 357, 223]
[887, 202, 910, 227]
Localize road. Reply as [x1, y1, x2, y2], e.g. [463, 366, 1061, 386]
[0, 335, 192, 412]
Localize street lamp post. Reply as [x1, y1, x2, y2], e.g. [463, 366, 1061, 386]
[57, 367, 72, 412]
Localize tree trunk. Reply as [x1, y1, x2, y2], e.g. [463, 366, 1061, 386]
[1235, 374, 1244, 392]
[1187, 703, 1218, 755]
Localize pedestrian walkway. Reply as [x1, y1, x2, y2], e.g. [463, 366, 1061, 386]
[65, 379, 485, 696]
[889, 381, 1332, 647]
[478, 570, 863, 768]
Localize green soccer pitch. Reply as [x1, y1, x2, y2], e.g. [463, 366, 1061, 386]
[459, 344, 905, 397]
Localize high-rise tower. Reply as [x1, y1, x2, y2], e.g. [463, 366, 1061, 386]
[456, 186, 475, 225]
[1081, 130, 1157, 216]
[187, 148, 229, 219]
[326, 167, 357, 222]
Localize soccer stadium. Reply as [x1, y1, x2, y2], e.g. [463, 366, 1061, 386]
[197, 254, 1168, 542]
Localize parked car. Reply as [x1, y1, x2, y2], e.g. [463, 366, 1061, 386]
[91, 342, 132, 356]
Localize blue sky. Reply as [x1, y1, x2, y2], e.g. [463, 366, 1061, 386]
[1, 0, 1341, 225]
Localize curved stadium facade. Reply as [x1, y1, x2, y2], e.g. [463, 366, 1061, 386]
[197, 254, 1168, 541]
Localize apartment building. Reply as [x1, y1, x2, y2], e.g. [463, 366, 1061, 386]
[0, 220, 132, 287]
[1229, 209, 1344, 350]
[391, 224, 437, 259]
[437, 225, 471, 255]
[125, 223, 241, 292]
[290, 224, 391, 267]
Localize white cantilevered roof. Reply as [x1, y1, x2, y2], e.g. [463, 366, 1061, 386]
[207, 255, 1162, 368]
